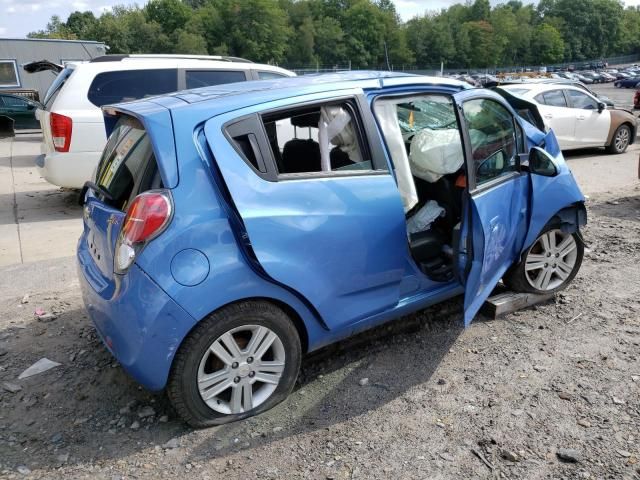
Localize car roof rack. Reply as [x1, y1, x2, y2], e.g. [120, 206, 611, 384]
[90, 54, 253, 64]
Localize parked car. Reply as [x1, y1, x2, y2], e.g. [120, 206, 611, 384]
[573, 73, 594, 84]
[580, 72, 605, 84]
[31, 54, 295, 189]
[0, 93, 42, 129]
[509, 78, 615, 107]
[499, 83, 637, 153]
[614, 76, 640, 88]
[78, 72, 587, 427]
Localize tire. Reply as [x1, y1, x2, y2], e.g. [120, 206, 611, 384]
[606, 124, 631, 154]
[167, 300, 301, 428]
[504, 225, 583, 294]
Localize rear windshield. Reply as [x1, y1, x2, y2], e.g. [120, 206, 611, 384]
[88, 69, 178, 107]
[43, 67, 74, 108]
[95, 116, 162, 211]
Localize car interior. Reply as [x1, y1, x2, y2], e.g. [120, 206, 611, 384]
[375, 95, 467, 282]
[257, 98, 468, 283]
[262, 103, 373, 174]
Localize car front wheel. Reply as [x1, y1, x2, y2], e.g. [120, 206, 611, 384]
[504, 226, 583, 294]
[607, 124, 631, 154]
[167, 301, 301, 428]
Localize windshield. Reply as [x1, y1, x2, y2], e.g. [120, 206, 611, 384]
[42, 67, 74, 108]
[396, 97, 458, 134]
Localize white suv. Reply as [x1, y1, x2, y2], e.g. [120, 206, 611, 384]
[35, 55, 294, 188]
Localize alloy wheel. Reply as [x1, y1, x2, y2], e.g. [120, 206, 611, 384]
[197, 325, 286, 415]
[524, 229, 578, 291]
[614, 127, 630, 152]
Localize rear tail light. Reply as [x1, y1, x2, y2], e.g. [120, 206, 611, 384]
[114, 190, 172, 273]
[50, 112, 72, 152]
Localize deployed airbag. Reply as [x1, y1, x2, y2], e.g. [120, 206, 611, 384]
[409, 128, 464, 183]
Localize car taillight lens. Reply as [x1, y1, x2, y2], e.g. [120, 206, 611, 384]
[50, 112, 72, 152]
[115, 190, 172, 273]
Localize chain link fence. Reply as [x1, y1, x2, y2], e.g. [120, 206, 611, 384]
[285, 53, 640, 76]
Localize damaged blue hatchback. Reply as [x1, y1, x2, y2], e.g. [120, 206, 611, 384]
[77, 72, 586, 427]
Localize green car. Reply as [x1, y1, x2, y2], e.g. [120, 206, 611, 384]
[0, 93, 41, 130]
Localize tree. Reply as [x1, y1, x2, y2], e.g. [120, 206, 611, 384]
[66, 11, 98, 39]
[216, 0, 291, 63]
[531, 23, 565, 64]
[28, 15, 77, 39]
[145, 0, 192, 36]
[174, 30, 209, 53]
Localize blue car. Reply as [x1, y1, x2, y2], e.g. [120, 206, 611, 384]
[614, 76, 640, 88]
[77, 72, 586, 427]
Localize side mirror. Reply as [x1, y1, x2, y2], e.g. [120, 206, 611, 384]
[529, 147, 558, 177]
[597, 102, 605, 113]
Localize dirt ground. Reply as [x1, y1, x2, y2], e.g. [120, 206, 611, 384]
[0, 178, 639, 479]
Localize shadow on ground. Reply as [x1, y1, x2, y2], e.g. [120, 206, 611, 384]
[0, 296, 465, 471]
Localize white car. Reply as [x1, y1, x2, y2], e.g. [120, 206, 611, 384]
[499, 83, 637, 153]
[35, 55, 294, 188]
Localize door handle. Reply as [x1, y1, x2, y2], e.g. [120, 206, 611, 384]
[543, 114, 553, 119]
[577, 115, 586, 120]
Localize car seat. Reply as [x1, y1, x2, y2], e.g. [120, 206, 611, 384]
[281, 139, 321, 173]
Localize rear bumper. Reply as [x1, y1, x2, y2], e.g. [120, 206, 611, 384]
[77, 241, 196, 391]
[37, 150, 101, 188]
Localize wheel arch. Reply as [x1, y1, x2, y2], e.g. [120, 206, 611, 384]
[546, 202, 587, 234]
[177, 296, 312, 359]
[606, 119, 637, 147]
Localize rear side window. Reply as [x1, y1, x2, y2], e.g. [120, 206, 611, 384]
[262, 102, 372, 175]
[88, 69, 178, 107]
[540, 90, 567, 107]
[95, 117, 162, 210]
[185, 70, 246, 89]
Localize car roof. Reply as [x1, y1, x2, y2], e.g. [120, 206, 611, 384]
[109, 71, 468, 117]
[499, 82, 589, 96]
[71, 56, 293, 75]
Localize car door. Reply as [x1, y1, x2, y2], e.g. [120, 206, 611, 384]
[564, 89, 610, 147]
[533, 89, 576, 148]
[455, 93, 530, 325]
[203, 93, 409, 331]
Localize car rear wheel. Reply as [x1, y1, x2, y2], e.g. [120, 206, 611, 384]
[167, 301, 301, 428]
[504, 226, 583, 294]
[607, 124, 631, 154]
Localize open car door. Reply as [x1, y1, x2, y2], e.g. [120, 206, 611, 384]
[456, 92, 531, 325]
[22, 60, 64, 74]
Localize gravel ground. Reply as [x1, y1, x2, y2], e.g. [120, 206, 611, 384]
[0, 183, 639, 479]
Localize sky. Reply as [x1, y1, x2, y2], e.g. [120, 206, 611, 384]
[1, 0, 640, 38]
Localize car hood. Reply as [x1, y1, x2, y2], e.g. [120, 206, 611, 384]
[23, 60, 63, 74]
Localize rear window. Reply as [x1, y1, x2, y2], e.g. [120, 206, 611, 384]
[95, 116, 162, 211]
[43, 67, 74, 108]
[185, 70, 246, 89]
[88, 69, 178, 107]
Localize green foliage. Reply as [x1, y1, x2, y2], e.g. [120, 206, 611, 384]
[26, 0, 640, 70]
